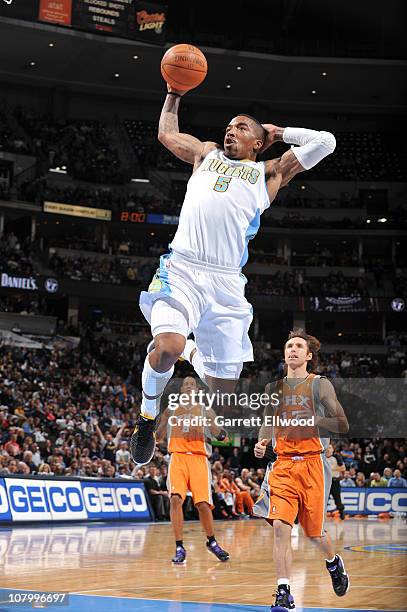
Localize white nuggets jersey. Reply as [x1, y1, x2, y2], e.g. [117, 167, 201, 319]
[170, 149, 270, 270]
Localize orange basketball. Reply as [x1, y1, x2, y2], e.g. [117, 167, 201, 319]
[161, 44, 207, 92]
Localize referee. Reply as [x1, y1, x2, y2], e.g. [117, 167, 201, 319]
[326, 443, 345, 519]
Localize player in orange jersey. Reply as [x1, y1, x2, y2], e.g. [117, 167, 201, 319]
[156, 376, 230, 564]
[253, 329, 350, 611]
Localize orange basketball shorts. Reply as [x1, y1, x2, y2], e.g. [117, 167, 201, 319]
[167, 452, 213, 507]
[252, 453, 332, 537]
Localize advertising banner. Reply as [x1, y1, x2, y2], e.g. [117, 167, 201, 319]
[309, 296, 380, 313]
[44, 201, 111, 221]
[328, 487, 407, 515]
[0, 272, 60, 295]
[0, 476, 153, 523]
[39, 0, 72, 25]
[72, 0, 166, 42]
[0, 1, 167, 42]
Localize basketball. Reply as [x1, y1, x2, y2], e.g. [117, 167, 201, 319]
[161, 44, 207, 92]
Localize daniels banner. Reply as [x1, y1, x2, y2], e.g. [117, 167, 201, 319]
[0, 272, 60, 295]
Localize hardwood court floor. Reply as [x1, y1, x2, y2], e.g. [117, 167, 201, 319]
[0, 518, 406, 611]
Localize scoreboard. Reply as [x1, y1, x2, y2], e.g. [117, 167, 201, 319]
[0, 0, 167, 43]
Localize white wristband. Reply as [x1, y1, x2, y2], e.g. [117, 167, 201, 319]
[283, 127, 336, 170]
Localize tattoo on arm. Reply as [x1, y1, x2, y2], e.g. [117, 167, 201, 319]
[158, 95, 180, 136]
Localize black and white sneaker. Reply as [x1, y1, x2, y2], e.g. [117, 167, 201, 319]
[130, 414, 157, 466]
[270, 585, 296, 611]
[206, 540, 230, 562]
[326, 554, 350, 596]
[172, 545, 187, 564]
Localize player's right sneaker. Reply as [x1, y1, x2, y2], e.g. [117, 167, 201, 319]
[206, 540, 230, 561]
[326, 554, 350, 596]
[172, 545, 186, 564]
[270, 586, 296, 611]
[130, 414, 157, 466]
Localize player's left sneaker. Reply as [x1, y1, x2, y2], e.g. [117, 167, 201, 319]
[326, 554, 350, 596]
[270, 585, 296, 611]
[130, 414, 157, 466]
[172, 545, 186, 564]
[206, 540, 230, 561]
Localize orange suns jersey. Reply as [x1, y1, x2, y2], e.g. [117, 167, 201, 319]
[167, 403, 212, 456]
[272, 373, 329, 457]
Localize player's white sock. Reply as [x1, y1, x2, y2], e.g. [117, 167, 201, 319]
[141, 355, 174, 419]
[184, 339, 206, 382]
[278, 578, 290, 587]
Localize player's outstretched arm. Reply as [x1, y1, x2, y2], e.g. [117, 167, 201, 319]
[158, 87, 217, 167]
[256, 382, 275, 448]
[262, 123, 336, 192]
[207, 408, 228, 441]
[317, 377, 349, 434]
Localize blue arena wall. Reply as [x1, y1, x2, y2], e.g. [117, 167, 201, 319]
[0, 476, 405, 523]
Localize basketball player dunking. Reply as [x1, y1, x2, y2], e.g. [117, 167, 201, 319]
[253, 329, 350, 611]
[156, 376, 229, 563]
[131, 83, 336, 466]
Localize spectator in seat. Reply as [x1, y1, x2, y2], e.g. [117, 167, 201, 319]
[228, 447, 241, 471]
[369, 472, 388, 487]
[144, 464, 170, 521]
[115, 440, 131, 465]
[223, 469, 254, 516]
[355, 472, 367, 487]
[214, 472, 237, 518]
[235, 468, 260, 499]
[38, 463, 53, 475]
[210, 446, 221, 463]
[117, 463, 132, 479]
[22, 450, 37, 473]
[387, 469, 407, 488]
[383, 467, 393, 482]
[340, 470, 356, 487]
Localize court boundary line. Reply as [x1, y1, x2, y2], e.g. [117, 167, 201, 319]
[70, 590, 407, 609]
[2, 588, 405, 611]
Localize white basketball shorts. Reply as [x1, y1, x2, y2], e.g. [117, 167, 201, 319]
[139, 251, 254, 365]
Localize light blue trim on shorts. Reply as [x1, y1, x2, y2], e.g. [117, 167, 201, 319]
[240, 208, 261, 267]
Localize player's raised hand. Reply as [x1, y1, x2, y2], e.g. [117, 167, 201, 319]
[167, 84, 186, 97]
[254, 438, 268, 458]
[259, 123, 284, 153]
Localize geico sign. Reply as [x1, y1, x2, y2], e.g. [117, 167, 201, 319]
[328, 488, 407, 514]
[82, 485, 147, 513]
[0, 478, 150, 522]
[6, 481, 85, 520]
[365, 491, 407, 513]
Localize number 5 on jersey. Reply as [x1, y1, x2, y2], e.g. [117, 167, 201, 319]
[213, 176, 232, 192]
